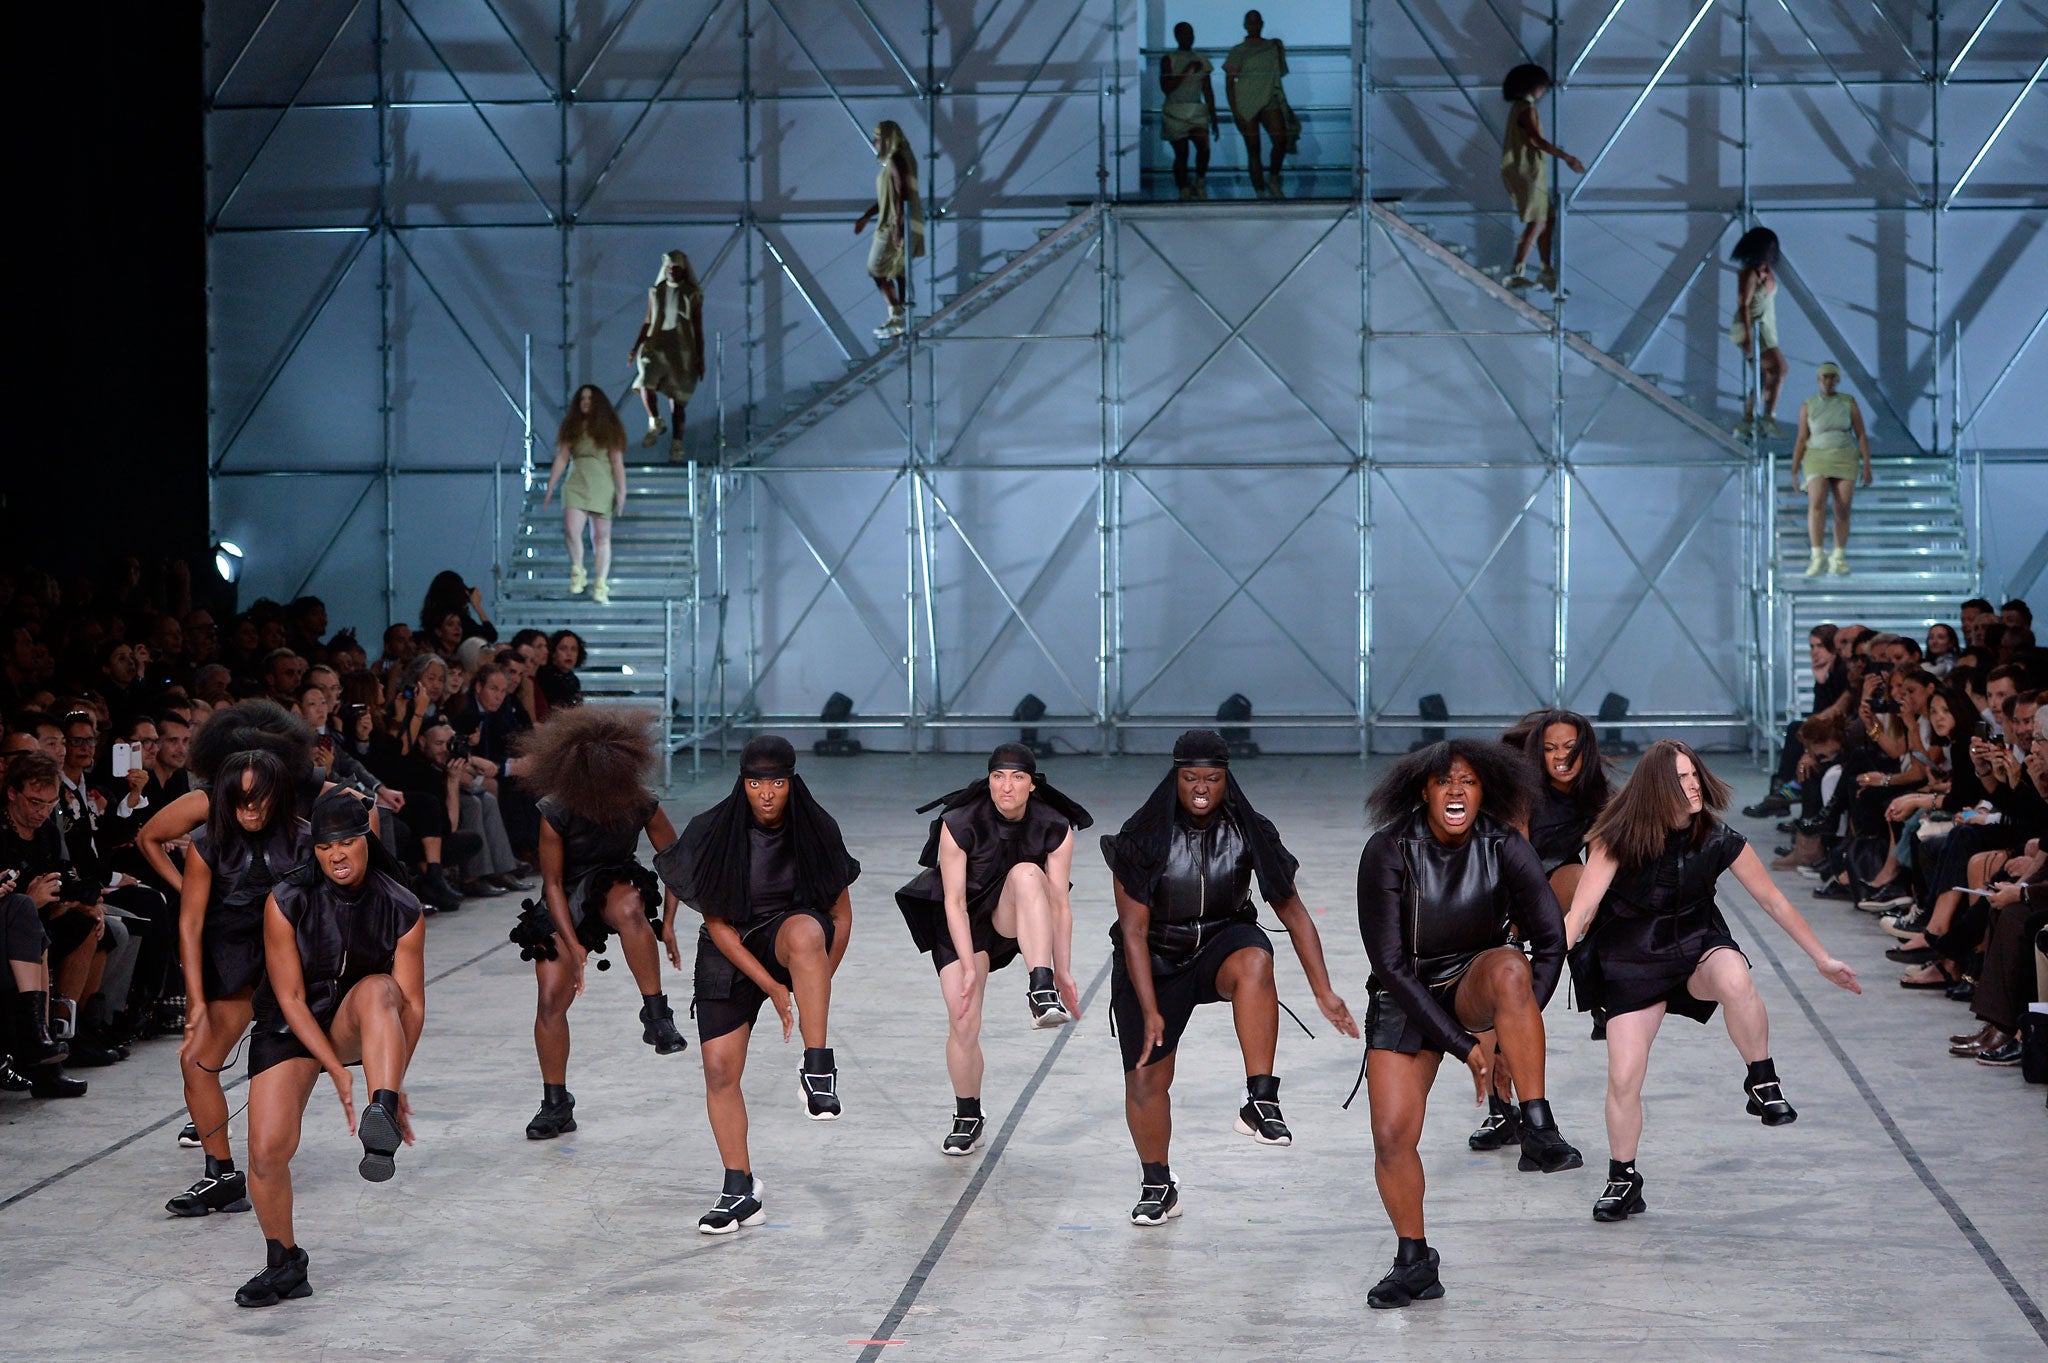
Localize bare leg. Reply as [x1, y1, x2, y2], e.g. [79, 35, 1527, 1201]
[1238, 119, 1266, 193]
[701, 1027, 752, 1171]
[990, 863, 1055, 969]
[1831, 479, 1854, 551]
[938, 954, 990, 1099]
[182, 995, 256, 1161]
[1687, 948, 1768, 1063]
[563, 507, 588, 573]
[1454, 947, 1548, 1098]
[245, 1060, 320, 1249]
[54, 934, 99, 1013]
[532, 956, 574, 1085]
[1806, 477, 1828, 550]
[1535, 217, 1556, 270]
[1366, 1049, 1443, 1238]
[330, 975, 412, 1094]
[1761, 347, 1786, 419]
[1259, 106, 1286, 185]
[1124, 1050, 1176, 1165]
[589, 512, 613, 584]
[1216, 947, 1279, 1077]
[1512, 222, 1541, 273]
[774, 913, 832, 1048]
[1602, 1003, 1665, 1161]
[1193, 130, 1211, 178]
[601, 885, 663, 994]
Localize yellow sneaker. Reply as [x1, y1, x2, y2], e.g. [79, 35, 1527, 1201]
[592, 577, 611, 605]
[1828, 549, 1850, 576]
[568, 563, 587, 595]
[1803, 549, 1825, 577]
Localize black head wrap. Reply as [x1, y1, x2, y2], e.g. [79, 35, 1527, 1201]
[654, 736, 859, 919]
[1102, 730, 1297, 906]
[293, 786, 404, 888]
[912, 746, 1092, 829]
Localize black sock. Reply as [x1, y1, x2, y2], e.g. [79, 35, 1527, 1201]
[1027, 965, 1054, 992]
[955, 1096, 982, 1121]
[803, 1047, 834, 1074]
[642, 992, 667, 1010]
[370, 1088, 400, 1113]
[1608, 1157, 1638, 1181]
[543, 1083, 569, 1107]
[722, 1167, 753, 1197]
[1746, 1057, 1778, 1085]
[1141, 1160, 1171, 1186]
[206, 1154, 234, 1177]
[1395, 1236, 1429, 1266]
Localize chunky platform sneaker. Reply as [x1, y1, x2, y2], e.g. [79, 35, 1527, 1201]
[525, 1091, 577, 1140]
[1743, 1064, 1797, 1126]
[699, 1177, 766, 1235]
[1366, 1250, 1444, 1309]
[1129, 1177, 1182, 1226]
[941, 1114, 985, 1156]
[1593, 1165, 1647, 1222]
[1515, 1098, 1583, 1173]
[166, 1169, 251, 1217]
[801, 1048, 841, 1121]
[357, 1092, 403, 1182]
[177, 1122, 202, 1149]
[1234, 1074, 1292, 1146]
[236, 1241, 311, 1307]
[640, 993, 688, 1055]
[1468, 1095, 1520, 1151]
[1026, 966, 1072, 1029]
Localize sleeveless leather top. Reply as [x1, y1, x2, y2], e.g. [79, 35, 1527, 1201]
[939, 797, 1070, 904]
[193, 820, 311, 934]
[1393, 810, 1515, 986]
[1152, 812, 1255, 926]
[1527, 783, 1596, 865]
[541, 793, 656, 882]
[1601, 824, 1747, 923]
[257, 868, 422, 1027]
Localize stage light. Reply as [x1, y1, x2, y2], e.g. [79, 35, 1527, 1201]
[815, 691, 863, 756]
[1012, 693, 1054, 758]
[1411, 694, 1448, 751]
[212, 542, 244, 584]
[1216, 693, 1260, 756]
[1597, 692, 1636, 755]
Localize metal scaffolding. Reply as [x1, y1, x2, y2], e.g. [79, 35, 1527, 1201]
[202, 1, 2047, 757]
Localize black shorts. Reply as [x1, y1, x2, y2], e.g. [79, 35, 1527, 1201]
[693, 909, 835, 1044]
[1110, 919, 1272, 1072]
[247, 1005, 345, 1079]
[1363, 974, 1469, 1056]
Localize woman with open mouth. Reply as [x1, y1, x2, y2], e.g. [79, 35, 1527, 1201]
[896, 744, 1090, 1157]
[1354, 739, 1577, 1310]
[1564, 740, 1860, 1226]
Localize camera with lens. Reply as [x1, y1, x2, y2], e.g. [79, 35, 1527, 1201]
[340, 702, 368, 729]
[446, 731, 472, 761]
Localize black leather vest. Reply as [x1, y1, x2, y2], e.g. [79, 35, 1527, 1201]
[541, 794, 654, 881]
[1604, 826, 1745, 922]
[1152, 814, 1255, 926]
[264, 869, 421, 1025]
[1395, 812, 1512, 987]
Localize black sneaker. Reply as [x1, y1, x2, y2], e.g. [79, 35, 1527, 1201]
[1234, 1075, 1292, 1146]
[1367, 1249, 1444, 1309]
[1468, 1096, 1520, 1151]
[941, 1114, 985, 1156]
[1743, 1076, 1797, 1126]
[526, 1093, 577, 1140]
[639, 994, 689, 1055]
[1129, 1176, 1182, 1226]
[698, 1177, 765, 1235]
[177, 1122, 202, 1149]
[235, 1244, 311, 1307]
[167, 1169, 252, 1217]
[0, 1056, 29, 1092]
[1515, 1099, 1583, 1173]
[1593, 1169, 1647, 1222]
[800, 1066, 841, 1121]
[357, 1100, 402, 1182]
[1027, 985, 1073, 1029]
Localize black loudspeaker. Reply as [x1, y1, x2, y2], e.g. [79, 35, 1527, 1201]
[1012, 693, 1054, 758]
[1597, 692, 1636, 755]
[1217, 693, 1259, 756]
[814, 692, 863, 756]
[1411, 693, 1448, 750]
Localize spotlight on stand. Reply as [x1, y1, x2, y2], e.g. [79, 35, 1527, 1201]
[1216, 693, 1260, 757]
[1012, 693, 1055, 758]
[814, 692, 863, 756]
[211, 541, 244, 585]
[1410, 693, 1449, 751]
[1597, 692, 1637, 755]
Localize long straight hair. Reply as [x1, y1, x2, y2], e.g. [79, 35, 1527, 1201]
[205, 749, 295, 851]
[1585, 739, 1730, 868]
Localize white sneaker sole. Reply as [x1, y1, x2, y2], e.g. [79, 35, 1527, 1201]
[1031, 1008, 1074, 1030]
[806, 1106, 841, 1122]
[1234, 1115, 1292, 1147]
[698, 1207, 766, 1235]
[940, 1133, 984, 1157]
[1129, 1203, 1183, 1226]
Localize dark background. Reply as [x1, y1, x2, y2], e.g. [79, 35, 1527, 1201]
[7, 3, 208, 579]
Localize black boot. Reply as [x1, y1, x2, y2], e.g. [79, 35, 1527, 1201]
[1235, 1074, 1292, 1146]
[800, 1047, 840, 1120]
[526, 1085, 577, 1140]
[235, 1239, 311, 1307]
[27, 1063, 87, 1099]
[639, 993, 688, 1055]
[1367, 1241, 1444, 1309]
[1744, 1058, 1797, 1125]
[1516, 1097, 1583, 1173]
[1593, 1158, 1647, 1222]
[12, 990, 68, 1067]
[167, 1159, 251, 1216]
[358, 1088, 403, 1182]
[419, 863, 464, 912]
[1467, 1094, 1520, 1151]
[0, 1055, 30, 1092]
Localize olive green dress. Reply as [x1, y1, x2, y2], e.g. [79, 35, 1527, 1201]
[562, 435, 616, 515]
[1501, 95, 1549, 223]
[1799, 393, 1861, 486]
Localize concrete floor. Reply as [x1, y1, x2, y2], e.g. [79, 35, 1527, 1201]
[3, 754, 2043, 1361]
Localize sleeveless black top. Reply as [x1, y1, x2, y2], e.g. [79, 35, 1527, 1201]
[540, 793, 657, 882]
[193, 820, 311, 937]
[1527, 782, 1598, 867]
[1600, 824, 1748, 924]
[1109, 809, 1257, 965]
[935, 797, 1071, 907]
[255, 867, 423, 1029]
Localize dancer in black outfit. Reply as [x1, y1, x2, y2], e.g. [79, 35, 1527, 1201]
[1101, 730, 1356, 1225]
[237, 789, 426, 1307]
[511, 707, 684, 1140]
[1355, 740, 1577, 1310]
[897, 743, 1091, 1154]
[139, 701, 318, 1219]
[1467, 709, 1610, 1151]
[656, 736, 860, 1233]
[1564, 740, 1859, 1223]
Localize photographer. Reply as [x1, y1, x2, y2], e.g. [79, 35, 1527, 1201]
[447, 661, 540, 863]
[420, 719, 526, 898]
[0, 753, 93, 1096]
